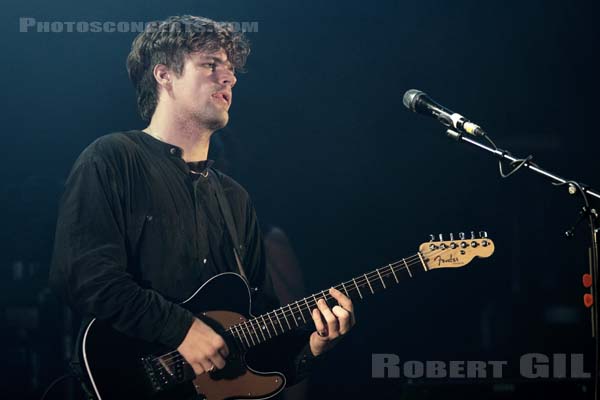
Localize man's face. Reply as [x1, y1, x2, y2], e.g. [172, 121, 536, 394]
[169, 48, 237, 131]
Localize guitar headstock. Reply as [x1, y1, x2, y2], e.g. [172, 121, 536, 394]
[419, 231, 495, 270]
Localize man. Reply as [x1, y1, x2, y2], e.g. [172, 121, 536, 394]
[49, 15, 355, 396]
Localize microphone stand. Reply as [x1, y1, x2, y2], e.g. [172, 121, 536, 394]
[446, 128, 599, 396]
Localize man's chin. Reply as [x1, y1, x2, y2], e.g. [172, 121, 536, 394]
[199, 112, 229, 131]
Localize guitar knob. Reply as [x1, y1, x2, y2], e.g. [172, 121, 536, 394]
[459, 232, 465, 240]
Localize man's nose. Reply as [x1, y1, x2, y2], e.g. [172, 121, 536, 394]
[218, 68, 237, 87]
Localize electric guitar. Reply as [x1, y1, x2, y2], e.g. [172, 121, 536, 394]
[80, 233, 495, 399]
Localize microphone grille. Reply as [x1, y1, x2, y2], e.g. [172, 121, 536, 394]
[402, 89, 425, 112]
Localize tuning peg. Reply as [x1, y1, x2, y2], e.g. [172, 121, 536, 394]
[459, 232, 465, 240]
[449, 233, 454, 241]
[470, 231, 476, 239]
[438, 233, 444, 241]
[479, 231, 488, 238]
[429, 234, 435, 242]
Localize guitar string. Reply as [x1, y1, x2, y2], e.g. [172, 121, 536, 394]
[153, 245, 469, 368]
[213, 245, 445, 332]
[152, 250, 429, 366]
[154, 243, 474, 369]
[153, 244, 483, 368]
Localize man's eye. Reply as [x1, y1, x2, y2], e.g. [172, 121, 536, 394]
[203, 63, 216, 69]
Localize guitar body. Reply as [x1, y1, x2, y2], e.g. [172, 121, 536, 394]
[80, 272, 286, 400]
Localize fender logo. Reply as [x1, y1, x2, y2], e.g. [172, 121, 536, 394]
[433, 254, 459, 266]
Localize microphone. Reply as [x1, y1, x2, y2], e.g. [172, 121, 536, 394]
[403, 89, 486, 137]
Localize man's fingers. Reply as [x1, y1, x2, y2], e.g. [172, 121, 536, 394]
[190, 363, 206, 376]
[329, 288, 354, 313]
[199, 358, 213, 375]
[212, 336, 229, 358]
[311, 307, 327, 336]
[312, 294, 355, 340]
[332, 305, 351, 334]
[317, 299, 339, 336]
[329, 288, 356, 325]
[207, 338, 228, 370]
[209, 353, 226, 370]
[190, 349, 226, 376]
[177, 319, 230, 376]
[219, 347, 229, 360]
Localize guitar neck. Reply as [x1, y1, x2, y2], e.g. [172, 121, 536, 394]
[227, 251, 430, 349]
[152, 235, 492, 386]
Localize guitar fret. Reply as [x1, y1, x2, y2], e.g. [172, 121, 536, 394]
[312, 294, 319, 310]
[244, 322, 257, 346]
[234, 324, 250, 348]
[417, 251, 428, 271]
[239, 325, 251, 348]
[252, 321, 264, 344]
[341, 282, 349, 297]
[240, 321, 255, 346]
[296, 302, 307, 323]
[304, 298, 312, 321]
[260, 315, 272, 339]
[272, 310, 283, 334]
[376, 269, 386, 289]
[403, 259, 413, 277]
[352, 278, 363, 299]
[289, 304, 299, 326]
[281, 306, 292, 330]
[320, 290, 329, 304]
[229, 326, 238, 346]
[365, 273, 374, 294]
[267, 312, 279, 335]
[246, 319, 260, 344]
[389, 263, 399, 283]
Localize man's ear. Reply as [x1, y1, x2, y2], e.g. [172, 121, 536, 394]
[152, 64, 172, 88]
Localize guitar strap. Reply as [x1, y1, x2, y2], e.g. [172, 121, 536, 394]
[207, 168, 249, 284]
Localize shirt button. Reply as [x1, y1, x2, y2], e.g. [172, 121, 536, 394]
[170, 148, 177, 155]
[203, 258, 207, 264]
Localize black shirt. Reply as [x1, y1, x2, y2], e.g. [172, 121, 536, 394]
[50, 130, 313, 383]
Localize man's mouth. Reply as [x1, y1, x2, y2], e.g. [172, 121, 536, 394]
[211, 92, 230, 106]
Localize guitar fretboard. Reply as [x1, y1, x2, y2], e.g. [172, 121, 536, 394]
[227, 249, 432, 350]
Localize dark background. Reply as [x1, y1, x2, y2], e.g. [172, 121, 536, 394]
[1, 0, 599, 398]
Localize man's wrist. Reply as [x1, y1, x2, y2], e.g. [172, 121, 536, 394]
[296, 342, 318, 379]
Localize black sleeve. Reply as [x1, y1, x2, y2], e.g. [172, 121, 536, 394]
[49, 153, 194, 349]
[241, 199, 317, 386]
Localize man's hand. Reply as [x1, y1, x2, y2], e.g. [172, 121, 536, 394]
[309, 287, 356, 357]
[177, 318, 229, 376]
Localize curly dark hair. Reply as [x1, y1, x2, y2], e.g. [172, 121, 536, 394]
[126, 15, 250, 122]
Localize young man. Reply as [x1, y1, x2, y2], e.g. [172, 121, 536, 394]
[50, 15, 355, 396]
